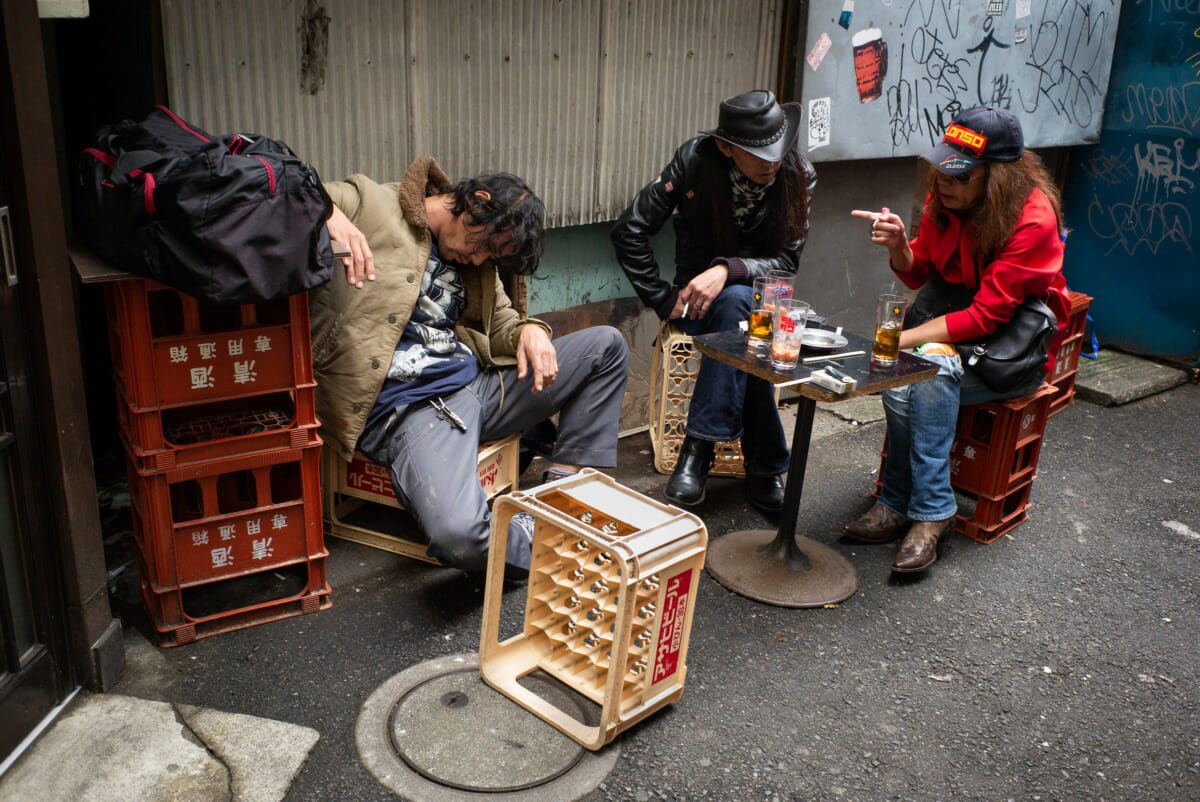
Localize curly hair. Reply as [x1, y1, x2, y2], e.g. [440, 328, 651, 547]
[925, 150, 1063, 263]
[448, 173, 545, 275]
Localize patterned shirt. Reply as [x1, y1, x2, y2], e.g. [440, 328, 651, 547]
[363, 238, 480, 433]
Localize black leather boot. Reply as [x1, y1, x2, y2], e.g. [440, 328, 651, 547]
[747, 473, 786, 514]
[665, 436, 715, 506]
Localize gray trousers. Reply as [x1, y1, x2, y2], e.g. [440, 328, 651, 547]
[357, 326, 629, 571]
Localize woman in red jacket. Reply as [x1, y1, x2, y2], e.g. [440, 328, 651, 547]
[845, 106, 1070, 574]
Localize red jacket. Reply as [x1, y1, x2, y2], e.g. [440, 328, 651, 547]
[894, 188, 1070, 373]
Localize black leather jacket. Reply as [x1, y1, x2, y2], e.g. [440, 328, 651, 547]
[611, 136, 817, 319]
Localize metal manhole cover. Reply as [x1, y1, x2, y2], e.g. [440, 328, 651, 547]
[389, 668, 588, 791]
[357, 654, 619, 801]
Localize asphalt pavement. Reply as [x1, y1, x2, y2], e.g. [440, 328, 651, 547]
[2, 354, 1197, 801]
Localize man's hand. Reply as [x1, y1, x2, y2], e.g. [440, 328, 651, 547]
[676, 263, 729, 319]
[327, 204, 375, 288]
[517, 325, 558, 393]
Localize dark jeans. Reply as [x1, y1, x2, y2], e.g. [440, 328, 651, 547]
[676, 284, 789, 476]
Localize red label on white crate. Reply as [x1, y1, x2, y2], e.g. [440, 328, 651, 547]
[651, 568, 693, 684]
[479, 450, 504, 495]
[345, 450, 506, 502]
[345, 457, 396, 501]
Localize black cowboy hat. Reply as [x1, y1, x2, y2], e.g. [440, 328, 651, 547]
[701, 90, 801, 163]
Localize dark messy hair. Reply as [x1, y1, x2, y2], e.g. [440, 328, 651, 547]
[449, 173, 545, 275]
[926, 150, 1063, 263]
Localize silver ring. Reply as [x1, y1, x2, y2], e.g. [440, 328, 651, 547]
[871, 219, 878, 233]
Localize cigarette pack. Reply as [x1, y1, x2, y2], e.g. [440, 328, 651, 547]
[808, 368, 857, 394]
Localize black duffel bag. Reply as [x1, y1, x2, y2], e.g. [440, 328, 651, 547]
[81, 105, 336, 304]
[906, 271, 1057, 393]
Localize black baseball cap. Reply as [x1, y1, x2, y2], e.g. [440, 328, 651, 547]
[921, 106, 1024, 174]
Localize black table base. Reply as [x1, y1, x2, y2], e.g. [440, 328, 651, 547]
[705, 529, 859, 607]
[691, 330, 935, 609]
[703, 395, 859, 607]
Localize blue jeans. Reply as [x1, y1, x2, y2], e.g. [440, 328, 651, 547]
[879, 352, 1043, 521]
[676, 284, 789, 476]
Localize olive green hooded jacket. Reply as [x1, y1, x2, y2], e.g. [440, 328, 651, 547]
[309, 157, 550, 461]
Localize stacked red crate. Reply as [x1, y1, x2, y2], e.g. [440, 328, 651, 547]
[109, 278, 329, 645]
[1047, 291, 1092, 418]
[873, 383, 1058, 544]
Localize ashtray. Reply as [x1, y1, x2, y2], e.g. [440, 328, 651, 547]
[801, 329, 849, 351]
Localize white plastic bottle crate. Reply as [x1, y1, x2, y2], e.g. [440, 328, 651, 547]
[321, 436, 519, 563]
[649, 324, 747, 476]
[480, 469, 707, 750]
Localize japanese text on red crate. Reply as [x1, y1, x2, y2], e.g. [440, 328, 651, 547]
[186, 509, 299, 574]
[161, 329, 294, 402]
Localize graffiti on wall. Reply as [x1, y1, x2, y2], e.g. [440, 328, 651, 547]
[886, 0, 1114, 150]
[1069, 0, 1200, 258]
[1079, 139, 1199, 255]
[1060, 0, 1200, 359]
[801, 0, 1122, 161]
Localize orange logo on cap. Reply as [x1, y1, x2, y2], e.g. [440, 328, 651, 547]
[944, 124, 987, 156]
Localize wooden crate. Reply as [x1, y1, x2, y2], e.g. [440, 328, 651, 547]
[648, 323, 746, 476]
[322, 436, 520, 563]
[480, 469, 707, 750]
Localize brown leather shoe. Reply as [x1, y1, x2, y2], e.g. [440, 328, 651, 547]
[891, 517, 956, 573]
[842, 503, 909, 544]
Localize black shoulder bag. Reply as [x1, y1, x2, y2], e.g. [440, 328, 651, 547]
[906, 261, 1057, 393]
[81, 106, 336, 305]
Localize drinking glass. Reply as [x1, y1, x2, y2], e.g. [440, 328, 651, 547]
[748, 276, 788, 352]
[770, 298, 811, 372]
[871, 293, 907, 367]
[767, 270, 794, 302]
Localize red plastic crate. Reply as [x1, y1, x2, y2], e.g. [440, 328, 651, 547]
[955, 479, 1035, 543]
[872, 384, 1056, 542]
[137, 549, 330, 647]
[105, 278, 314, 410]
[126, 441, 326, 591]
[118, 382, 320, 471]
[949, 383, 1057, 498]
[1048, 291, 1092, 418]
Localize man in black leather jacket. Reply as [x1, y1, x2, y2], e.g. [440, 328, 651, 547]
[611, 90, 817, 511]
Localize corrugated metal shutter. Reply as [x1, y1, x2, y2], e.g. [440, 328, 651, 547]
[160, 0, 784, 226]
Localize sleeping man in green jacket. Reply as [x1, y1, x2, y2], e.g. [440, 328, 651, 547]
[310, 157, 629, 578]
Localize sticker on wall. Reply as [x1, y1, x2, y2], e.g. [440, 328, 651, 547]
[1016, 0, 1031, 18]
[807, 31, 833, 71]
[1014, 25, 1028, 44]
[987, 0, 1006, 16]
[852, 28, 888, 103]
[808, 98, 831, 150]
[838, 0, 854, 30]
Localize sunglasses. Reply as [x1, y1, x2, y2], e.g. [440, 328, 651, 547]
[935, 170, 986, 186]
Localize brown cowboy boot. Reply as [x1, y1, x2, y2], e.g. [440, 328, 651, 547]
[892, 517, 955, 573]
[842, 503, 909, 544]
